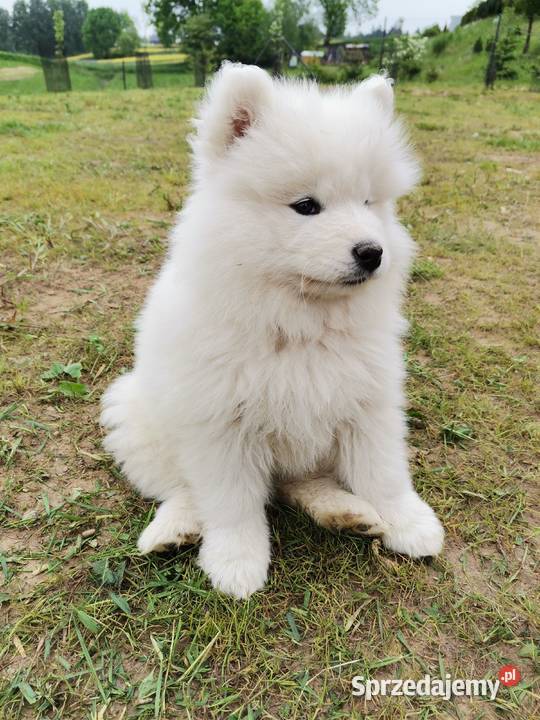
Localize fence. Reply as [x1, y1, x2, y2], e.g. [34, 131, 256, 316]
[20, 52, 194, 95]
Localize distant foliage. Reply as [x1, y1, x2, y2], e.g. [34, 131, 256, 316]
[425, 66, 439, 82]
[473, 37, 483, 53]
[0, 8, 12, 51]
[390, 34, 427, 80]
[318, 0, 377, 45]
[515, 0, 540, 54]
[422, 23, 442, 38]
[182, 13, 217, 86]
[82, 7, 122, 59]
[431, 32, 451, 56]
[2, 0, 88, 57]
[117, 11, 140, 56]
[461, 0, 503, 26]
[213, 0, 269, 64]
[495, 11, 522, 78]
[53, 9, 65, 56]
[146, 0, 272, 65]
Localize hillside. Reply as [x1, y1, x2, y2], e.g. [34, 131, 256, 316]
[419, 15, 540, 85]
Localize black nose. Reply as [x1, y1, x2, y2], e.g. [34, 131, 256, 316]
[352, 244, 383, 273]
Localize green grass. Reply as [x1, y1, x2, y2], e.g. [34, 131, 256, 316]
[0, 83, 539, 719]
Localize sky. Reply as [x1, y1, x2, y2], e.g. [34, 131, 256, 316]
[0, 0, 476, 37]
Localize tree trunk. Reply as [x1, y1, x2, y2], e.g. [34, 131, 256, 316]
[523, 16, 533, 55]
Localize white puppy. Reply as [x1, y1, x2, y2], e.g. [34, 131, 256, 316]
[101, 64, 444, 598]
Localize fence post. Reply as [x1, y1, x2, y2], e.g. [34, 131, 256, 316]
[122, 60, 127, 90]
[135, 52, 153, 89]
[41, 56, 72, 92]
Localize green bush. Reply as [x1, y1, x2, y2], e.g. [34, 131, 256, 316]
[337, 63, 366, 83]
[473, 37, 483, 53]
[304, 64, 341, 84]
[426, 66, 439, 82]
[432, 33, 451, 56]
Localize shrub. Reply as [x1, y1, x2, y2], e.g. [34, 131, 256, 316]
[473, 37, 483, 53]
[432, 33, 451, 56]
[304, 64, 341, 84]
[390, 35, 428, 80]
[422, 24, 442, 38]
[337, 63, 366, 83]
[426, 66, 439, 82]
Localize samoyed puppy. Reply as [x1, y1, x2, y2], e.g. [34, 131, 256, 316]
[101, 63, 444, 598]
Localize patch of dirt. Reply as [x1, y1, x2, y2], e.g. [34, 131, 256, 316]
[445, 540, 492, 596]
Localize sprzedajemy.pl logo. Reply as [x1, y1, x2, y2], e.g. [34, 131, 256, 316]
[351, 665, 522, 701]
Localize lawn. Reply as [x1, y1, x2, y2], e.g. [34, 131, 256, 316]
[0, 83, 538, 719]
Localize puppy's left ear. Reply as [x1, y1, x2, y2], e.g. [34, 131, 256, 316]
[353, 75, 394, 115]
[194, 62, 273, 160]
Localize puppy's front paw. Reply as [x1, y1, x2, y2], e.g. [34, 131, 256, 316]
[380, 493, 444, 559]
[198, 525, 270, 599]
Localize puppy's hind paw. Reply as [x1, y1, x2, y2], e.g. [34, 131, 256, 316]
[316, 495, 389, 537]
[137, 516, 201, 554]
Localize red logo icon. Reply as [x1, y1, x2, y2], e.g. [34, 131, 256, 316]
[498, 664, 521, 687]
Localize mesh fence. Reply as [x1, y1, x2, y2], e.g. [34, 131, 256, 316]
[10, 53, 195, 95]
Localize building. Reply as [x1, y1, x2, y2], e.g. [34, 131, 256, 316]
[324, 41, 370, 65]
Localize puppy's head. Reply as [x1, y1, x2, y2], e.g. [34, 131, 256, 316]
[191, 63, 420, 297]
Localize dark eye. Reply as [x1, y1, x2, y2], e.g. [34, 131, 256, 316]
[290, 197, 321, 216]
[364, 199, 371, 206]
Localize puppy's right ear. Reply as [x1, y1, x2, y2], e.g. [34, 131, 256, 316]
[193, 62, 273, 160]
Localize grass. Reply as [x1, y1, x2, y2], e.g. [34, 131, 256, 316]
[0, 82, 538, 719]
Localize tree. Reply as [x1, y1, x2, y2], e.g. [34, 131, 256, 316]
[461, 0, 503, 26]
[55, 0, 88, 56]
[117, 11, 140, 55]
[213, 0, 269, 64]
[28, 0, 55, 55]
[145, 0, 271, 64]
[11, 0, 32, 53]
[145, 0, 211, 47]
[53, 8, 65, 56]
[515, 0, 540, 53]
[0, 8, 12, 51]
[276, 0, 320, 52]
[182, 13, 217, 86]
[318, 0, 378, 45]
[82, 7, 122, 58]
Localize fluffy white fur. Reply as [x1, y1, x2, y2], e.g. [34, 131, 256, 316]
[101, 64, 444, 599]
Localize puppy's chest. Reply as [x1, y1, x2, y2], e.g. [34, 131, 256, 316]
[240, 331, 379, 466]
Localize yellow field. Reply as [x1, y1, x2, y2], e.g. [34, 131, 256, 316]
[70, 47, 187, 65]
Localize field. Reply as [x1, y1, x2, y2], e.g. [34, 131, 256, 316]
[0, 82, 539, 719]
